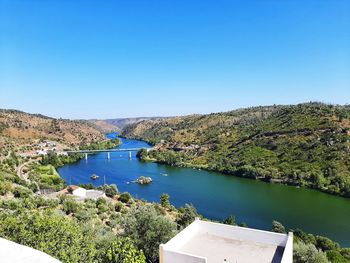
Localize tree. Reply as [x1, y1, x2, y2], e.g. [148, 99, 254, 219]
[326, 250, 348, 263]
[272, 220, 286, 233]
[0, 181, 12, 195]
[316, 236, 339, 251]
[176, 204, 199, 228]
[0, 211, 96, 263]
[104, 238, 146, 263]
[293, 242, 329, 263]
[119, 192, 132, 203]
[223, 215, 236, 225]
[104, 184, 118, 198]
[160, 193, 170, 208]
[63, 198, 80, 215]
[121, 205, 176, 262]
[13, 185, 32, 198]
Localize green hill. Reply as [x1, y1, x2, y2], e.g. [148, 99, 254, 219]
[123, 103, 350, 197]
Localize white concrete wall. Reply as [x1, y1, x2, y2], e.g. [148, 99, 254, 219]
[0, 238, 61, 263]
[281, 232, 293, 263]
[162, 220, 199, 251]
[73, 188, 87, 197]
[160, 244, 206, 263]
[196, 220, 289, 247]
[161, 219, 293, 263]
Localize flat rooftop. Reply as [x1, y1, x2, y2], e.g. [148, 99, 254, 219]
[161, 219, 293, 263]
[178, 232, 284, 263]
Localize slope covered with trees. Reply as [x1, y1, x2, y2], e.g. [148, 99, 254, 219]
[124, 103, 350, 197]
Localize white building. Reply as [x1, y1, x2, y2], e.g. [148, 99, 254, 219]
[72, 187, 106, 200]
[160, 219, 293, 263]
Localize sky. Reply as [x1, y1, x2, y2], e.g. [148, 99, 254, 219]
[0, 0, 349, 119]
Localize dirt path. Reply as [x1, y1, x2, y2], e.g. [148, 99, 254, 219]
[16, 159, 39, 182]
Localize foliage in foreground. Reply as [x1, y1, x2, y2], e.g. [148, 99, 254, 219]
[121, 205, 177, 262]
[0, 211, 96, 262]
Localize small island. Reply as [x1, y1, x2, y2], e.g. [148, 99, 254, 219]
[135, 176, 152, 185]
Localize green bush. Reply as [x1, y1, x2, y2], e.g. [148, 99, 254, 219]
[160, 193, 171, 208]
[293, 242, 329, 263]
[326, 250, 349, 263]
[63, 198, 80, 215]
[121, 205, 177, 262]
[0, 211, 96, 263]
[13, 186, 32, 198]
[272, 220, 286, 233]
[104, 237, 146, 263]
[176, 204, 199, 228]
[119, 192, 132, 203]
[316, 236, 340, 251]
[104, 184, 118, 198]
[0, 181, 12, 195]
[115, 201, 123, 212]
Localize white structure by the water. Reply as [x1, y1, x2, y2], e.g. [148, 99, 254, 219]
[0, 237, 61, 263]
[72, 187, 105, 200]
[160, 219, 293, 263]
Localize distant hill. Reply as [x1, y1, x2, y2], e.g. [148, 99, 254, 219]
[91, 117, 169, 131]
[0, 109, 105, 156]
[122, 103, 350, 197]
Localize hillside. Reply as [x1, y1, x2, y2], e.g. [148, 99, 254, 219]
[0, 109, 105, 157]
[91, 117, 169, 131]
[123, 103, 350, 197]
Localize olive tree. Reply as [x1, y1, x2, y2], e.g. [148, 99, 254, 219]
[120, 205, 177, 262]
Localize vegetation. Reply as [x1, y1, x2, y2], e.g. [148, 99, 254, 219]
[120, 205, 177, 262]
[0, 165, 349, 262]
[80, 138, 121, 151]
[1, 105, 350, 262]
[125, 103, 350, 198]
[41, 151, 84, 168]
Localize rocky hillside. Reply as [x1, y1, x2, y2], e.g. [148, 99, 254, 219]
[91, 117, 168, 131]
[0, 109, 105, 156]
[123, 103, 350, 197]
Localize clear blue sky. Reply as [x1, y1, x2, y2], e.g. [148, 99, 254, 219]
[1, 0, 349, 119]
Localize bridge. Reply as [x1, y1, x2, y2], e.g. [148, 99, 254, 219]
[66, 148, 151, 160]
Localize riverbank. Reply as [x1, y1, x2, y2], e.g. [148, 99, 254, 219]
[137, 147, 350, 199]
[58, 134, 350, 247]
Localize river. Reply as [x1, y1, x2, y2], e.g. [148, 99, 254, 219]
[58, 133, 350, 246]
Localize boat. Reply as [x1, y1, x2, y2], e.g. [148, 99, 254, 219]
[90, 174, 99, 180]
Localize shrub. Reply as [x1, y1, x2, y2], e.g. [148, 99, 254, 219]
[316, 236, 340, 251]
[63, 198, 80, 215]
[104, 184, 118, 198]
[13, 186, 32, 198]
[119, 192, 131, 203]
[0, 211, 96, 263]
[114, 201, 123, 212]
[75, 209, 93, 222]
[0, 181, 12, 195]
[326, 250, 348, 263]
[223, 215, 236, 225]
[121, 205, 177, 262]
[272, 220, 286, 233]
[105, 237, 146, 263]
[160, 193, 170, 208]
[340, 248, 350, 260]
[293, 242, 329, 263]
[176, 204, 199, 228]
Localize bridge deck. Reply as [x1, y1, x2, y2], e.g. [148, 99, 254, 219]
[66, 148, 147, 153]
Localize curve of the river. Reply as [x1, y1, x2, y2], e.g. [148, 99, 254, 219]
[58, 133, 350, 246]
